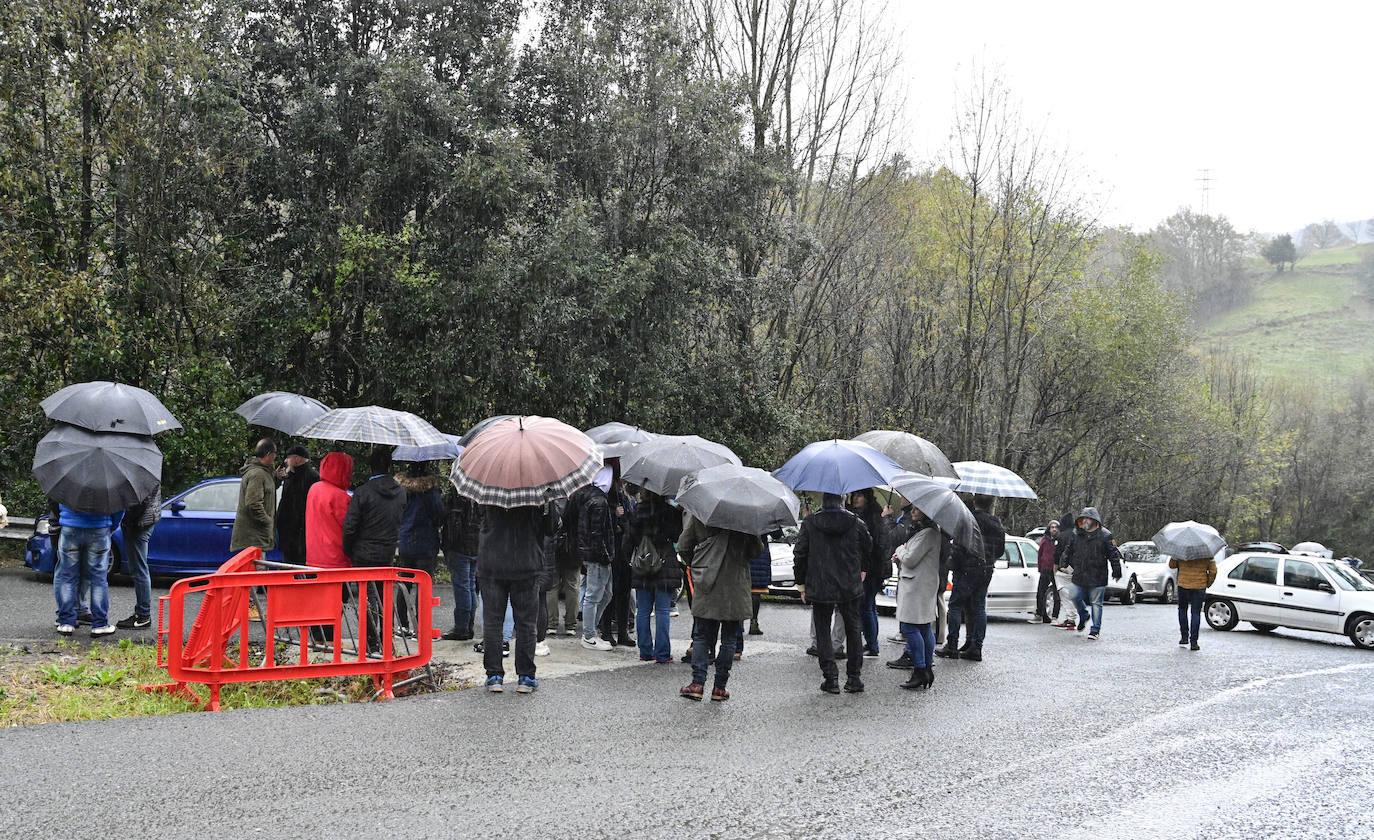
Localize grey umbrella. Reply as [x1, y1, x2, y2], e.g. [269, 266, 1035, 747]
[620, 434, 741, 497]
[234, 391, 331, 435]
[890, 472, 981, 554]
[41, 381, 182, 436]
[1152, 520, 1226, 561]
[33, 424, 162, 513]
[586, 422, 657, 461]
[295, 406, 447, 447]
[853, 430, 956, 478]
[677, 464, 801, 535]
[458, 414, 514, 447]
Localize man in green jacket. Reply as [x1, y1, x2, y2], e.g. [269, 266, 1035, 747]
[230, 438, 278, 553]
[677, 513, 762, 702]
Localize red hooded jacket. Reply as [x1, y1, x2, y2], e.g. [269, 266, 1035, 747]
[306, 451, 354, 569]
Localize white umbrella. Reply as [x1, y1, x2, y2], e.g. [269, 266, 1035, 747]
[1152, 521, 1226, 561]
[295, 406, 447, 447]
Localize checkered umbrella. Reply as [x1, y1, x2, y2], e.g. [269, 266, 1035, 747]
[295, 406, 447, 447]
[450, 416, 601, 508]
[937, 461, 1038, 500]
[1151, 520, 1225, 561]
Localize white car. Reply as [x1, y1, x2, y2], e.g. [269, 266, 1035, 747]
[876, 536, 1041, 616]
[1117, 540, 1179, 603]
[767, 528, 800, 596]
[1205, 552, 1374, 649]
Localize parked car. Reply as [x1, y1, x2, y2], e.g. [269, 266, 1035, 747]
[1117, 540, 1178, 603]
[23, 476, 282, 579]
[875, 535, 1041, 617]
[1204, 551, 1374, 649]
[1233, 540, 1286, 555]
[767, 526, 800, 597]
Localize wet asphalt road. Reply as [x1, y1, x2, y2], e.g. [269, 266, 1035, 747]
[2, 563, 1372, 840]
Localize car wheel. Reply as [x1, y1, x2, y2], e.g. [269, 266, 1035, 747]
[1121, 578, 1138, 605]
[1162, 580, 1176, 604]
[1205, 598, 1238, 631]
[1251, 623, 1277, 634]
[1347, 614, 1374, 650]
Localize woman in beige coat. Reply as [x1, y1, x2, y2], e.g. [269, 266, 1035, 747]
[894, 513, 943, 690]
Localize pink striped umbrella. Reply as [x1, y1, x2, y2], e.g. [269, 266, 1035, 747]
[449, 416, 601, 508]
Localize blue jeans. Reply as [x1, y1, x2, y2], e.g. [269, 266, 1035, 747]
[691, 618, 740, 688]
[124, 526, 154, 619]
[946, 570, 991, 646]
[635, 586, 673, 662]
[56, 527, 111, 628]
[1178, 587, 1205, 643]
[901, 621, 935, 667]
[446, 553, 477, 635]
[580, 563, 613, 641]
[1072, 585, 1107, 634]
[861, 580, 881, 653]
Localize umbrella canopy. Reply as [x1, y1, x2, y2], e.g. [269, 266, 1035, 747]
[853, 430, 957, 478]
[457, 414, 515, 447]
[234, 391, 330, 435]
[620, 435, 742, 497]
[585, 422, 657, 461]
[1152, 520, 1226, 561]
[677, 464, 801, 535]
[295, 406, 447, 447]
[41, 381, 182, 436]
[772, 439, 903, 496]
[33, 424, 162, 513]
[394, 434, 464, 463]
[889, 472, 981, 554]
[938, 461, 1038, 500]
[450, 416, 601, 508]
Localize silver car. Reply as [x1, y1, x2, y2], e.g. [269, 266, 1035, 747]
[1117, 540, 1178, 603]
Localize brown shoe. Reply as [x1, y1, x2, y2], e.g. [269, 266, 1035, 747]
[711, 686, 730, 702]
[680, 682, 704, 701]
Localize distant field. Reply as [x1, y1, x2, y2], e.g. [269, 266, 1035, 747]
[1201, 244, 1374, 387]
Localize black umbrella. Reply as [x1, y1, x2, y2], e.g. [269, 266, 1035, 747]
[32, 424, 162, 513]
[585, 422, 657, 461]
[458, 414, 514, 447]
[41, 381, 182, 436]
[234, 391, 330, 435]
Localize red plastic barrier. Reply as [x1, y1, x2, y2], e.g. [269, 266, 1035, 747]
[144, 548, 438, 711]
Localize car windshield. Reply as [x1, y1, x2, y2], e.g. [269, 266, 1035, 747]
[1322, 562, 1374, 591]
[1122, 546, 1162, 562]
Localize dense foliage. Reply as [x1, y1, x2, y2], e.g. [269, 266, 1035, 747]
[2, 0, 1370, 552]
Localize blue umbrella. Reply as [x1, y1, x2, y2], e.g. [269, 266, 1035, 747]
[773, 439, 904, 495]
[394, 434, 464, 463]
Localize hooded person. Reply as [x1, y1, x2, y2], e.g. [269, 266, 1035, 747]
[792, 492, 873, 695]
[343, 448, 408, 655]
[276, 445, 319, 566]
[306, 451, 354, 569]
[1060, 507, 1122, 639]
[576, 467, 616, 651]
[395, 461, 445, 635]
[629, 487, 682, 664]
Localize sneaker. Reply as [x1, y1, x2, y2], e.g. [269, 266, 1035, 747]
[581, 637, 613, 652]
[116, 614, 150, 630]
[55, 624, 75, 636]
[1189, 642, 1200, 651]
[806, 645, 818, 657]
[502, 641, 511, 658]
[843, 679, 865, 694]
[733, 651, 742, 662]
[442, 629, 473, 641]
[1086, 633, 1099, 641]
[563, 629, 577, 637]
[886, 653, 913, 670]
[1076, 620, 1088, 632]
[534, 642, 551, 657]
[820, 679, 841, 695]
[669, 609, 680, 618]
[887, 632, 905, 643]
[640, 655, 655, 662]
[863, 649, 881, 658]
[1057, 620, 1076, 629]
[90, 625, 116, 636]
[710, 686, 730, 702]
[680, 682, 704, 701]
[516, 676, 539, 694]
[473, 641, 485, 654]
[485, 675, 504, 693]
[1178, 636, 1188, 646]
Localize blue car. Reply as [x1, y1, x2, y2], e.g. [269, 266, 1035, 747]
[23, 476, 282, 578]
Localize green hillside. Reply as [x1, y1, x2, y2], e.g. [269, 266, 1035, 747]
[1201, 244, 1374, 386]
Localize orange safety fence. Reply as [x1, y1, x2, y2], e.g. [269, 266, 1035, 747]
[143, 547, 438, 711]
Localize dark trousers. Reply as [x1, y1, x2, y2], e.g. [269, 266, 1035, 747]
[947, 569, 991, 647]
[395, 554, 437, 633]
[480, 576, 538, 679]
[812, 597, 863, 681]
[599, 562, 633, 640]
[1178, 587, 1205, 643]
[692, 618, 741, 689]
[860, 578, 882, 653]
[1036, 569, 1060, 620]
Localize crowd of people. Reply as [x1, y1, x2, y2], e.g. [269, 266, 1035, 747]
[44, 435, 1223, 700]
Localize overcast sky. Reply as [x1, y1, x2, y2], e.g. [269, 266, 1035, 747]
[887, 0, 1374, 234]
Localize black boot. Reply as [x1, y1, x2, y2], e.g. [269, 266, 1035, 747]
[886, 652, 913, 670]
[748, 621, 763, 636]
[900, 668, 925, 690]
[924, 666, 935, 689]
[958, 639, 973, 653]
[820, 678, 841, 694]
[963, 644, 983, 662]
[934, 643, 960, 660]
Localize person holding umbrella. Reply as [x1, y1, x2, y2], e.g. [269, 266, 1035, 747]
[1155, 521, 1224, 651]
[275, 445, 318, 566]
[936, 494, 1005, 662]
[230, 438, 279, 555]
[793, 494, 873, 694]
[894, 509, 943, 690]
[630, 488, 682, 664]
[676, 514, 764, 701]
[54, 501, 124, 636]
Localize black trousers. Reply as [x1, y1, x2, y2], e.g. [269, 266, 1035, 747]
[480, 576, 538, 679]
[599, 561, 633, 640]
[812, 597, 863, 681]
[1036, 569, 1060, 620]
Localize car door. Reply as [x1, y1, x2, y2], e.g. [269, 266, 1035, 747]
[1217, 555, 1286, 624]
[150, 480, 241, 575]
[988, 542, 1032, 613]
[1278, 558, 1344, 632]
[1015, 540, 1041, 609]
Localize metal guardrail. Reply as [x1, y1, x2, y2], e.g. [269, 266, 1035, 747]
[0, 516, 35, 542]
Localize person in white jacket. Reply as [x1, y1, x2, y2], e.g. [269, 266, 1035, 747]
[894, 513, 943, 691]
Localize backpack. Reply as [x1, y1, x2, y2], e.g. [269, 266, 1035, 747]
[629, 535, 666, 578]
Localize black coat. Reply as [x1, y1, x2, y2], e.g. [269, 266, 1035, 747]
[1064, 526, 1122, 589]
[628, 495, 683, 589]
[479, 504, 554, 582]
[951, 509, 1007, 576]
[853, 504, 889, 581]
[342, 475, 407, 567]
[277, 465, 318, 563]
[442, 492, 482, 558]
[576, 487, 614, 567]
[792, 507, 872, 604]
